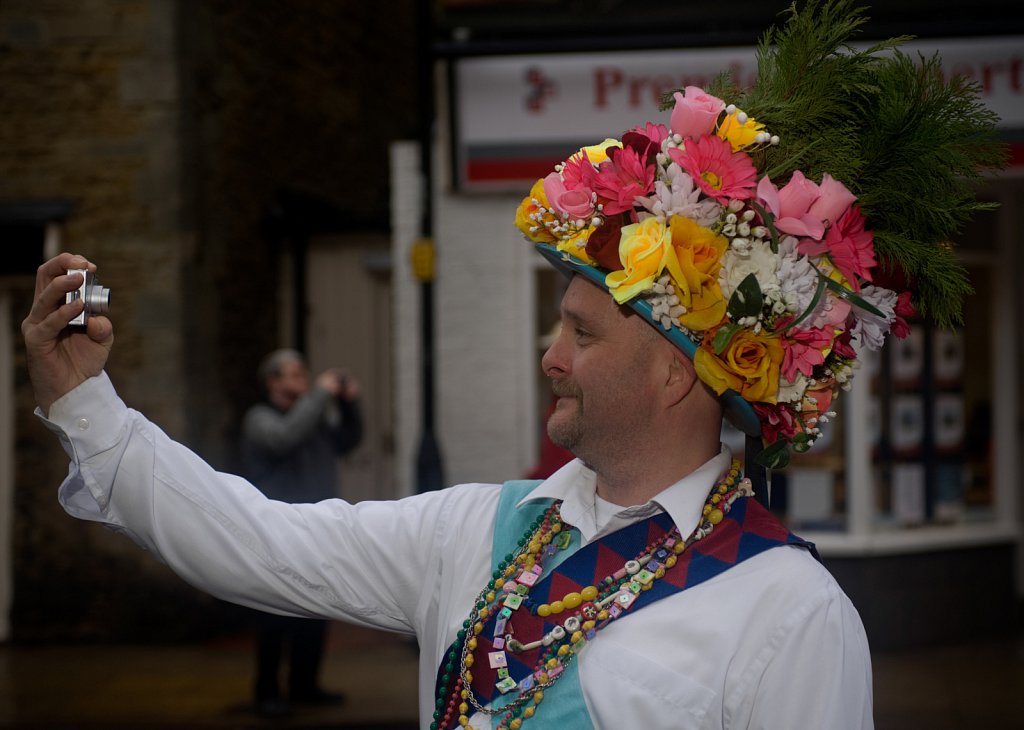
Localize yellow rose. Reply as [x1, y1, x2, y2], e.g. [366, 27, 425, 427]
[605, 217, 671, 303]
[694, 327, 782, 403]
[514, 179, 558, 244]
[664, 216, 728, 331]
[572, 138, 622, 165]
[717, 111, 765, 152]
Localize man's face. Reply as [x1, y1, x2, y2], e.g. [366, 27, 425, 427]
[541, 276, 666, 465]
[266, 359, 310, 411]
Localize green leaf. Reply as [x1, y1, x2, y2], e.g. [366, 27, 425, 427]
[728, 273, 763, 319]
[748, 200, 782, 254]
[780, 275, 828, 332]
[820, 273, 885, 318]
[755, 439, 791, 470]
[712, 323, 741, 354]
[792, 433, 812, 453]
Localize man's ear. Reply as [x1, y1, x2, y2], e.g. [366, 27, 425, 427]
[664, 347, 699, 407]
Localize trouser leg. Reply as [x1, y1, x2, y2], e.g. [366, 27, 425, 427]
[254, 612, 288, 700]
[288, 618, 328, 696]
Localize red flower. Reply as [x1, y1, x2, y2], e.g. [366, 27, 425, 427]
[622, 122, 668, 164]
[891, 290, 916, 339]
[755, 402, 798, 444]
[797, 206, 876, 290]
[585, 212, 630, 270]
[831, 329, 857, 360]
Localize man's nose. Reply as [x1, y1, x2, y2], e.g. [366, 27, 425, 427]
[541, 335, 567, 377]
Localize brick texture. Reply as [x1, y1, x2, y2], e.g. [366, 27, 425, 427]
[2, 0, 417, 641]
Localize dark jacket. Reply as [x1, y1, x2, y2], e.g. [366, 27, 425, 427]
[240, 386, 362, 503]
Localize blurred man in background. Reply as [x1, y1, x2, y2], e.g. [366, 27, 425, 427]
[240, 349, 362, 717]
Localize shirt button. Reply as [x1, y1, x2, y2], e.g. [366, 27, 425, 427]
[76, 418, 90, 431]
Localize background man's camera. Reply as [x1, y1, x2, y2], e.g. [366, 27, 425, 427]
[66, 269, 111, 326]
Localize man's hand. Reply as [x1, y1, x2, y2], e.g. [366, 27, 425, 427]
[21, 253, 114, 415]
[316, 368, 361, 401]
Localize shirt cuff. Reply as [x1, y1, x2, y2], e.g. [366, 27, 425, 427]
[35, 372, 130, 463]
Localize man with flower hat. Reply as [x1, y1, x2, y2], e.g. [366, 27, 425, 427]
[21, 1, 1003, 728]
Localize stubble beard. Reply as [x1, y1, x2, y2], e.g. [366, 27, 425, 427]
[547, 381, 584, 455]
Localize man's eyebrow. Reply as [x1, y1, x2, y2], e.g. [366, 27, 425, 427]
[559, 303, 592, 328]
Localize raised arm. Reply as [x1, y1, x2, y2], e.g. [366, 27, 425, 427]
[21, 253, 114, 414]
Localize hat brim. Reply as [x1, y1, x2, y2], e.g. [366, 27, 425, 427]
[536, 242, 762, 438]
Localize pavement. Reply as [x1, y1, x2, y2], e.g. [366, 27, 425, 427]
[0, 622, 1022, 729]
[0, 624, 418, 729]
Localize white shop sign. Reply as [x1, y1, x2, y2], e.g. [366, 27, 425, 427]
[454, 37, 1023, 188]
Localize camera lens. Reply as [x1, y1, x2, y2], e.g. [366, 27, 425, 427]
[84, 283, 110, 314]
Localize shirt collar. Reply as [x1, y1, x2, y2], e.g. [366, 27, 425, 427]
[519, 446, 734, 542]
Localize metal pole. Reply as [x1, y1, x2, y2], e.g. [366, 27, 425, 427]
[414, 0, 444, 492]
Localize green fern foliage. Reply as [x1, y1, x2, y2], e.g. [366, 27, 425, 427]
[667, 0, 1008, 327]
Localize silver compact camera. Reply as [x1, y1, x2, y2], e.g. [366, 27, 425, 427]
[66, 268, 111, 326]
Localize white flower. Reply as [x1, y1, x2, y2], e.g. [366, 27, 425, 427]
[778, 373, 810, 404]
[646, 275, 686, 329]
[775, 237, 819, 316]
[719, 239, 780, 302]
[638, 162, 721, 226]
[832, 361, 855, 384]
[850, 284, 897, 350]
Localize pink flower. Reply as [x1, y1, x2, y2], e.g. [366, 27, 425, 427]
[810, 174, 857, 228]
[668, 136, 757, 203]
[592, 146, 655, 215]
[670, 86, 725, 139]
[543, 172, 597, 220]
[816, 297, 852, 329]
[757, 173, 824, 239]
[560, 149, 600, 192]
[757, 172, 857, 241]
[781, 326, 835, 381]
[798, 206, 876, 289]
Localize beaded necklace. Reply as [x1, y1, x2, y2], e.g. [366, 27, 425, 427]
[432, 460, 750, 730]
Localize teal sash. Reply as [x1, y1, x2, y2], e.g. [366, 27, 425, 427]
[434, 479, 816, 729]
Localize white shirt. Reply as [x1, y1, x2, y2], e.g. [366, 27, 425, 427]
[43, 373, 873, 729]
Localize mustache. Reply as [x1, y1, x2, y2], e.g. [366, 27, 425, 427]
[550, 380, 581, 398]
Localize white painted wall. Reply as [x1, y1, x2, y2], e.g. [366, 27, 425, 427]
[391, 141, 538, 495]
[391, 141, 423, 498]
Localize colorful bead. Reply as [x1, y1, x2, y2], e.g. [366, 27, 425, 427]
[437, 461, 742, 730]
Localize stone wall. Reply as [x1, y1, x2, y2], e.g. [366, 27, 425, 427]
[176, 0, 418, 468]
[2, 0, 417, 641]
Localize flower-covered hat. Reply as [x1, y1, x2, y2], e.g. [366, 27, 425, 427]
[516, 0, 1005, 471]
